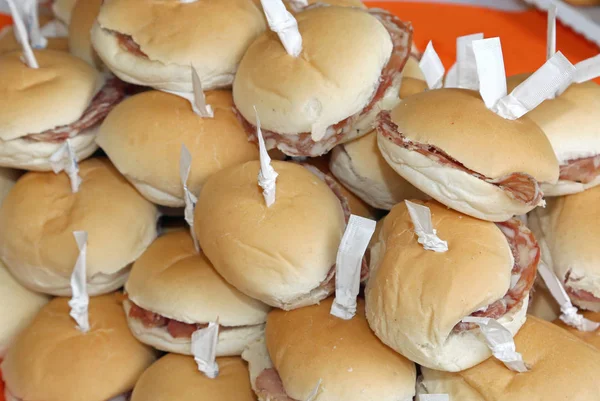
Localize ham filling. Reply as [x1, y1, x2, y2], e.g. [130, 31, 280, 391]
[24, 77, 126, 143]
[234, 9, 413, 157]
[454, 217, 539, 332]
[564, 270, 600, 304]
[377, 111, 544, 206]
[559, 155, 600, 184]
[127, 301, 251, 338]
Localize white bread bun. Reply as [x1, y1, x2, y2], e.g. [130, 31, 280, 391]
[52, 0, 78, 24]
[97, 90, 259, 207]
[131, 354, 255, 401]
[418, 316, 600, 401]
[330, 131, 427, 210]
[398, 55, 427, 99]
[0, 264, 49, 356]
[0, 158, 159, 296]
[0, 50, 104, 141]
[252, 298, 416, 401]
[92, 0, 266, 91]
[1, 294, 157, 401]
[365, 200, 528, 372]
[554, 311, 600, 349]
[509, 75, 600, 196]
[123, 230, 269, 355]
[195, 161, 346, 310]
[123, 300, 265, 357]
[233, 6, 393, 137]
[0, 15, 68, 55]
[528, 186, 600, 311]
[377, 89, 559, 222]
[68, 0, 103, 68]
[302, 155, 377, 218]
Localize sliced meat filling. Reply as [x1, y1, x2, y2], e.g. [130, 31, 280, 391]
[24, 77, 126, 143]
[559, 155, 600, 184]
[115, 32, 147, 58]
[127, 301, 253, 338]
[454, 217, 539, 332]
[564, 269, 600, 304]
[256, 368, 298, 401]
[234, 9, 413, 157]
[377, 110, 544, 206]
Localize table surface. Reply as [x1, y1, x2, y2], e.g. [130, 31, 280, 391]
[0, 1, 599, 399]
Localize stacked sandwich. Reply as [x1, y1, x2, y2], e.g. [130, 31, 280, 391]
[1, 1, 600, 401]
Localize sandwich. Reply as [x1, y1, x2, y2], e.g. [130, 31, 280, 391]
[123, 231, 270, 356]
[508, 76, 600, 196]
[0, 158, 159, 296]
[131, 354, 255, 401]
[0, 264, 48, 357]
[91, 0, 266, 92]
[0, 49, 125, 170]
[1, 294, 157, 401]
[97, 90, 259, 207]
[528, 185, 600, 312]
[68, 0, 103, 68]
[418, 316, 600, 401]
[195, 160, 352, 310]
[233, 5, 413, 156]
[376, 88, 559, 221]
[243, 298, 416, 401]
[365, 200, 539, 371]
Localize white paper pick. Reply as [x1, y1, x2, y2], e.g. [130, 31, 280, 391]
[106, 395, 129, 401]
[179, 0, 199, 3]
[305, 379, 322, 401]
[444, 62, 458, 88]
[69, 231, 90, 333]
[472, 37, 507, 109]
[5, 0, 38, 68]
[191, 322, 220, 379]
[164, 66, 213, 117]
[547, 4, 557, 61]
[288, 0, 309, 13]
[179, 145, 200, 252]
[260, 0, 303, 57]
[494, 52, 575, 119]
[456, 33, 483, 90]
[39, 19, 69, 38]
[49, 140, 82, 193]
[573, 54, 600, 83]
[331, 215, 376, 320]
[417, 395, 450, 401]
[462, 316, 529, 373]
[537, 263, 600, 332]
[22, 0, 47, 49]
[405, 201, 448, 253]
[255, 107, 279, 207]
[419, 41, 445, 90]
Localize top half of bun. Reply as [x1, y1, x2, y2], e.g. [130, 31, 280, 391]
[386, 88, 559, 182]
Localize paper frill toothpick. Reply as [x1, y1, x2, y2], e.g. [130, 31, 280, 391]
[22, 0, 47, 49]
[444, 33, 483, 89]
[180, 145, 200, 252]
[573, 54, 600, 84]
[419, 41, 445, 90]
[462, 316, 529, 372]
[405, 201, 448, 253]
[260, 0, 303, 57]
[305, 379, 322, 401]
[50, 140, 82, 193]
[69, 231, 90, 333]
[164, 65, 213, 118]
[537, 263, 600, 332]
[472, 37, 575, 120]
[288, 0, 309, 12]
[330, 215, 376, 320]
[255, 107, 279, 207]
[5, 0, 38, 68]
[417, 395, 450, 401]
[547, 4, 557, 61]
[191, 322, 220, 378]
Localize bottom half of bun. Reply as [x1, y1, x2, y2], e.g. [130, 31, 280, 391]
[378, 137, 540, 222]
[123, 300, 264, 356]
[0, 128, 98, 171]
[541, 175, 600, 197]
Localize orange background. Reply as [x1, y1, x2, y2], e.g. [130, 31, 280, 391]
[0, 1, 598, 399]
